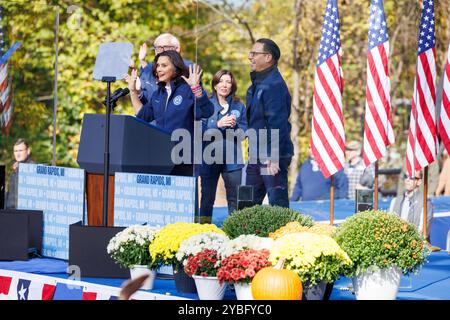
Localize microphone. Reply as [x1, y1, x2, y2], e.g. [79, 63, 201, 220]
[103, 87, 130, 106]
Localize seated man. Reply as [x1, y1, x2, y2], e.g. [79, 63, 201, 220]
[344, 140, 375, 200]
[291, 147, 348, 201]
[389, 170, 439, 251]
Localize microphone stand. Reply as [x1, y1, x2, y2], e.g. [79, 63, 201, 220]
[101, 76, 116, 227]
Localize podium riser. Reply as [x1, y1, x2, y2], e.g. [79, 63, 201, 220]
[86, 173, 115, 226]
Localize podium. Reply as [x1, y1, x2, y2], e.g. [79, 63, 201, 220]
[77, 114, 177, 226]
[78, 114, 176, 175]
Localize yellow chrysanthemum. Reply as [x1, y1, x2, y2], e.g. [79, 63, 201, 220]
[269, 232, 352, 284]
[269, 221, 311, 240]
[149, 222, 224, 265]
[309, 223, 336, 236]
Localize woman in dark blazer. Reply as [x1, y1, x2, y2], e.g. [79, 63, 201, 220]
[199, 70, 247, 223]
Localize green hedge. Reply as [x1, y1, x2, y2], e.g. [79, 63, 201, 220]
[222, 205, 314, 239]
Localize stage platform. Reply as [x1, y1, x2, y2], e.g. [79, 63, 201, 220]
[0, 251, 449, 300]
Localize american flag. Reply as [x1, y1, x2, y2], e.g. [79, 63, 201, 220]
[439, 43, 450, 154]
[362, 0, 395, 167]
[310, 0, 345, 178]
[0, 276, 56, 300]
[0, 5, 13, 133]
[406, 0, 438, 178]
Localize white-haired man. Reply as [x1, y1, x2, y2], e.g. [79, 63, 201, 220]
[137, 33, 193, 105]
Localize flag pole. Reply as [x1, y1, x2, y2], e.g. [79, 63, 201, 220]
[52, 6, 59, 166]
[374, 161, 379, 210]
[330, 175, 334, 225]
[423, 166, 428, 239]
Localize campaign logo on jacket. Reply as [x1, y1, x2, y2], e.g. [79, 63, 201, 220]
[173, 95, 183, 106]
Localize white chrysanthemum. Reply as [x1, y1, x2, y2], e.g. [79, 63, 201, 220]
[107, 224, 161, 256]
[175, 232, 229, 263]
[218, 234, 274, 258]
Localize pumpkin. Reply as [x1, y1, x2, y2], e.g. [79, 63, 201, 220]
[251, 258, 302, 300]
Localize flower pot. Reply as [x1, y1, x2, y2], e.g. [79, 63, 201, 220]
[323, 281, 334, 300]
[302, 281, 329, 300]
[173, 264, 197, 293]
[234, 282, 253, 300]
[352, 266, 402, 300]
[129, 265, 156, 290]
[192, 275, 226, 300]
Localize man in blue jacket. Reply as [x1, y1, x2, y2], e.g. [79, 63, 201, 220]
[245, 38, 294, 208]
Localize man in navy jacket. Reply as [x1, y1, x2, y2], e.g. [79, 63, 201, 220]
[245, 38, 294, 208]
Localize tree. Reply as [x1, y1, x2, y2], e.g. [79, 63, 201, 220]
[0, 0, 207, 169]
[2, 0, 450, 193]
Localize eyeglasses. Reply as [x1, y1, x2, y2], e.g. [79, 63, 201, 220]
[153, 45, 176, 52]
[248, 51, 269, 58]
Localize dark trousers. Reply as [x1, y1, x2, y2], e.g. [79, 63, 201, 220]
[200, 166, 242, 218]
[245, 157, 291, 208]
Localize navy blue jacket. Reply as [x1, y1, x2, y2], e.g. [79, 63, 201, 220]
[291, 158, 348, 201]
[139, 58, 193, 105]
[136, 77, 213, 135]
[201, 95, 247, 174]
[246, 65, 293, 162]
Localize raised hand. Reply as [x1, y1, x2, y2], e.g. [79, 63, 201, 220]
[181, 63, 203, 87]
[139, 43, 148, 62]
[135, 75, 141, 92]
[138, 43, 148, 68]
[124, 69, 140, 93]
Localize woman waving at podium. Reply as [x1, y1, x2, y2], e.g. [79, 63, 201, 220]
[126, 50, 213, 135]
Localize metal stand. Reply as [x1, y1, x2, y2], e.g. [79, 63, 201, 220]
[101, 76, 116, 226]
